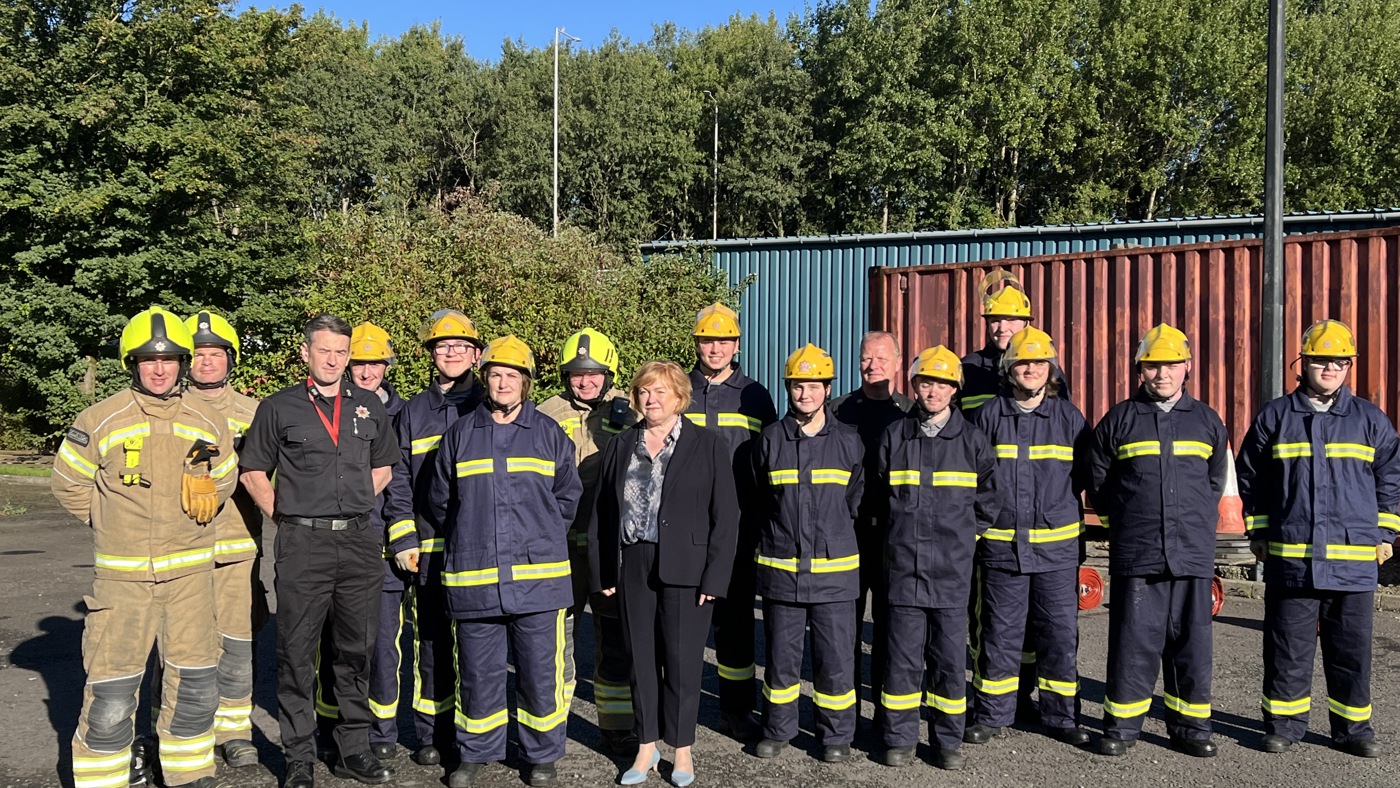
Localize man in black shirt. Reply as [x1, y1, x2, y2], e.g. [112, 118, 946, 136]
[831, 331, 912, 722]
[241, 314, 402, 788]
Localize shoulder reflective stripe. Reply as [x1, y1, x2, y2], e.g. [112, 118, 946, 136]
[455, 708, 509, 733]
[59, 442, 98, 478]
[931, 471, 978, 487]
[557, 418, 581, 438]
[1028, 522, 1083, 543]
[1245, 515, 1269, 532]
[982, 528, 1015, 542]
[1261, 695, 1310, 716]
[995, 444, 1019, 459]
[1325, 443, 1376, 462]
[762, 683, 801, 704]
[98, 423, 152, 456]
[813, 689, 856, 710]
[420, 538, 444, 553]
[1116, 441, 1161, 459]
[1380, 513, 1400, 533]
[923, 692, 967, 713]
[880, 690, 922, 710]
[456, 459, 494, 477]
[94, 553, 151, 572]
[215, 539, 258, 557]
[1172, 440, 1214, 459]
[810, 468, 852, 485]
[756, 554, 799, 572]
[173, 423, 219, 445]
[211, 453, 238, 479]
[889, 469, 921, 485]
[511, 561, 571, 580]
[228, 418, 251, 434]
[1327, 697, 1373, 721]
[388, 520, 416, 541]
[1028, 444, 1073, 461]
[972, 675, 1019, 695]
[768, 469, 800, 485]
[1268, 542, 1377, 561]
[1163, 693, 1211, 718]
[811, 554, 860, 573]
[506, 457, 556, 476]
[684, 413, 707, 427]
[151, 548, 215, 571]
[717, 412, 762, 432]
[717, 662, 755, 680]
[411, 435, 443, 455]
[1103, 697, 1152, 718]
[1272, 442, 1312, 459]
[443, 567, 500, 586]
[1038, 677, 1079, 697]
[960, 394, 995, 410]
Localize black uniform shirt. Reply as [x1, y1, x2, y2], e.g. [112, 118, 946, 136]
[831, 388, 913, 523]
[240, 378, 401, 519]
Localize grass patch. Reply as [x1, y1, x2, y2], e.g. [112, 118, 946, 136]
[0, 465, 50, 477]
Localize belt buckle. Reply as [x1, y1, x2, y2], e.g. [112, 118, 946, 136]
[330, 519, 348, 531]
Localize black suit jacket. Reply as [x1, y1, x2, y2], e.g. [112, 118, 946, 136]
[588, 417, 740, 598]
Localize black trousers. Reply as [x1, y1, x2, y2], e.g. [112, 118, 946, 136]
[1262, 586, 1374, 743]
[855, 523, 887, 710]
[619, 542, 714, 747]
[713, 549, 757, 717]
[315, 585, 408, 745]
[412, 583, 458, 750]
[274, 519, 383, 762]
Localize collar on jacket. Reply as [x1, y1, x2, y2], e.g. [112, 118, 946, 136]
[1130, 386, 1197, 413]
[901, 406, 965, 440]
[779, 409, 836, 440]
[429, 376, 482, 411]
[306, 378, 358, 402]
[992, 393, 1053, 419]
[691, 363, 750, 391]
[1288, 384, 1355, 416]
[468, 398, 538, 429]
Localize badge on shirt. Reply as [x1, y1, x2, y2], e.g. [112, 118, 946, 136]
[66, 427, 90, 447]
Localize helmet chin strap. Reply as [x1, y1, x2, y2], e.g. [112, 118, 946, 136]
[916, 400, 949, 421]
[487, 398, 522, 416]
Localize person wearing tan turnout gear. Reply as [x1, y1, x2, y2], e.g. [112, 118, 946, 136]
[537, 328, 640, 755]
[53, 307, 238, 788]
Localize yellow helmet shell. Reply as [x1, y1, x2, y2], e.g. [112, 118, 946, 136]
[481, 335, 536, 379]
[350, 322, 396, 364]
[1000, 326, 1057, 374]
[120, 307, 194, 369]
[784, 343, 835, 381]
[694, 302, 741, 338]
[1300, 319, 1357, 358]
[1135, 324, 1192, 363]
[418, 309, 483, 348]
[184, 310, 241, 364]
[560, 328, 619, 376]
[909, 345, 964, 388]
[982, 285, 1034, 320]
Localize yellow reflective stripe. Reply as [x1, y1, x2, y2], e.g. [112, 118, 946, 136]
[1272, 442, 1312, 459]
[931, 471, 978, 487]
[415, 696, 454, 714]
[1261, 695, 1310, 716]
[811, 554, 860, 573]
[889, 469, 921, 486]
[507, 456, 555, 476]
[420, 538, 443, 553]
[1325, 443, 1375, 462]
[881, 691, 922, 710]
[1037, 677, 1078, 697]
[763, 683, 801, 704]
[717, 662, 754, 681]
[1021, 651, 1038, 664]
[456, 708, 509, 733]
[227, 418, 251, 434]
[1246, 515, 1269, 532]
[1269, 542, 1377, 561]
[1164, 693, 1211, 719]
[923, 692, 967, 713]
[213, 705, 253, 730]
[768, 469, 799, 485]
[1268, 542, 1311, 558]
[517, 704, 568, 731]
[810, 468, 852, 485]
[995, 444, 1018, 459]
[1116, 441, 1161, 459]
[982, 528, 1014, 542]
[973, 675, 1018, 695]
[59, 442, 98, 478]
[151, 548, 215, 571]
[1381, 513, 1400, 533]
[570, 530, 589, 547]
[961, 394, 995, 410]
[1172, 440, 1214, 459]
[456, 458, 494, 476]
[411, 434, 443, 455]
[756, 554, 799, 572]
[684, 413, 706, 427]
[388, 520, 416, 542]
[75, 774, 129, 788]
[556, 418, 581, 438]
[98, 422, 152, 456]
[511, 561, 571, 581]
[1028, 444, 1073, 461]
[370, 697, 398, 719]
[596, 681, 634, 715]
[73, 753, 131, 772]
[95, 553, 151, 571]
[443, 567, 500, 587]
[215, 538, 258, 557]
[159, 734, 216, 753]
[1327, 697, 1372, 721]
[1029, 522, 1083, 543]
[173, 423, 218, 445]
[717, 412, 762, 432]
[211, 453, 238, 479]
[814, 689, 856, 710]
[160, 733, 215, 770]
[1104, 697, 1152, 718]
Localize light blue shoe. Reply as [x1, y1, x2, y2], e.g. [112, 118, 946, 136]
[620, 748, 660, 785]
[670, 763, 695, 787]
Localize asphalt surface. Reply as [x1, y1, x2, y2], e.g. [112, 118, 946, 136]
[1, 476, 1398, 788]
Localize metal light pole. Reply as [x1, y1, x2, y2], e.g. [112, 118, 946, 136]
[704, 90, 718, 240]
[1261, 0, 1285, 401]
[553, 27, 580, 238]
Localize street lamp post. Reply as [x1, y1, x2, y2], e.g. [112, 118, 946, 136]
[703, 90, 718, 240]
[554, 26, 580, 238]
[1261, 0, 1285, 401]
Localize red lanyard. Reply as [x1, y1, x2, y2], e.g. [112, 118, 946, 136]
[308, 378, 342, 446]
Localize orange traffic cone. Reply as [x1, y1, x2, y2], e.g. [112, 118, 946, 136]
[1217, 443, 1245, 534]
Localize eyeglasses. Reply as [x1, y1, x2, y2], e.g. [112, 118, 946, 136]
[433, 342, 475, 356]
[1306, 358, 1353, 370]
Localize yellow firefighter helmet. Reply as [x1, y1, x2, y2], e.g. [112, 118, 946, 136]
[693, 302, 741, 338]
[480, 335, 536, 378]
[120, 307, 194, 369]
[1300, 319, 1357, 358]
[350, 322, 396, 364]
[1135, 323, 1192, 363]
[784, 343, 835, 381]
[909, 345, 964, 387]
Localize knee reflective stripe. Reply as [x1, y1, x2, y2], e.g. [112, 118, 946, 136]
[763, 683, 801, 704]
[217, 636, 254, 700]
[84, 673, 142, 752]
[1163, 693, 1210, 719]
[214, 704, 253, 733]
[158, 732, 215, 775]
[1103, 698, 1152, 719]
[72, 750, 130, 788]
[414, 616, 453, 717]
[1037, 677, 1079, 698]
[1327, 698, 1372, 722]
[517, 610, 569, 733]
[923, 692, 967, 714]
[371, 599, 405, 720]
[881, 691, 921, 711]
[717, 662, 755, 681]
[594, 681, 634, 716]
[813, 689, 856, 711]
[456, 708, 509, 733]
[170, 664, 219, 738]
[1261, 695, 1310, 716]
[973, 674, 1019, 695]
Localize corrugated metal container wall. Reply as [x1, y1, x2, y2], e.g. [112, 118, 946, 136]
[641, 211, 1400, 402]
[868, 227, 1400, 450]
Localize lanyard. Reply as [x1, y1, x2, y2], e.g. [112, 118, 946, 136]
[308, 378, 342, 446]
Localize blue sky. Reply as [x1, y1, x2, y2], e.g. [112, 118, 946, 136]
[247, 1, 813, 60]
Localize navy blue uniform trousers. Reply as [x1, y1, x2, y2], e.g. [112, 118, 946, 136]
[881, 605, 967, 751]
[1262, 587, 1374, 743]
[972, 566, 1079, 728]
[453, 609, 568, 765]
[761, 600, 857, 745]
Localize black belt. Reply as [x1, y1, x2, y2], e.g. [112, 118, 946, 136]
[278, 514, 369, 531]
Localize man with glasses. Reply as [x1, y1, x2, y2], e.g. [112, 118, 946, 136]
[1237, 319, 1400, 758]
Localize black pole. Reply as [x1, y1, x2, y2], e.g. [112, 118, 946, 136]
[1261, 0, 1286, 402]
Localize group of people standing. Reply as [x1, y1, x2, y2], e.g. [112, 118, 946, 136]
[51, 274, 1400, 788]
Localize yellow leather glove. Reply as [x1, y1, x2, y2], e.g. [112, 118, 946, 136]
[1378, 541, 1394, 566]
[181, 441, 221, 525]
